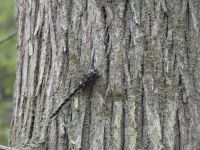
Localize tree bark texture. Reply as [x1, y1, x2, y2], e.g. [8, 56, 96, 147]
[10, 0, 200, 149]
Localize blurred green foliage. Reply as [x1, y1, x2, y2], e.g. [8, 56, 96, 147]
[0, 0, 16, 145]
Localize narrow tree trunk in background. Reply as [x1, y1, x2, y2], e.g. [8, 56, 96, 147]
[0, 86, 3, 100]
[9, 0, 200, 149]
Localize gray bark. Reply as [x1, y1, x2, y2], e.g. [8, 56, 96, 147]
[10, 0, 200, 149]
[0, 145, 18, 150]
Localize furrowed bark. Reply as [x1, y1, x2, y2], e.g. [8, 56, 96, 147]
[9, 0, 200, 149]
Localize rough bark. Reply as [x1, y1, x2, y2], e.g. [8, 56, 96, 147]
[10, 0, 200, 149]
[0, 145, 18, 150]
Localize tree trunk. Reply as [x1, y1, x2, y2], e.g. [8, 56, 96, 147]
[10, 0, 200, 149]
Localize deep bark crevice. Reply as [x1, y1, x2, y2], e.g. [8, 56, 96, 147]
[109, 98, 114, 146]
[174, 109, 181, 150]
[121, 72, 127, 150]
[28, 108, 35, 140]
[136, 53, 145, 149]
[80, 88, 92, 150]
[67, 0, 73, 27]
[103, 126, 108, 150]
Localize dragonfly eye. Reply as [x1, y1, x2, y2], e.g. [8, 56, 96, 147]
[82, 69, 99, 86]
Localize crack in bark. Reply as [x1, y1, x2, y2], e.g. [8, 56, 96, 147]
[174, 109, 181, 150]
[121, 72, 126, 150]
[80, 87, 93, 150]
[28, 108, 35, 139]
[103, 126, 107, 150]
